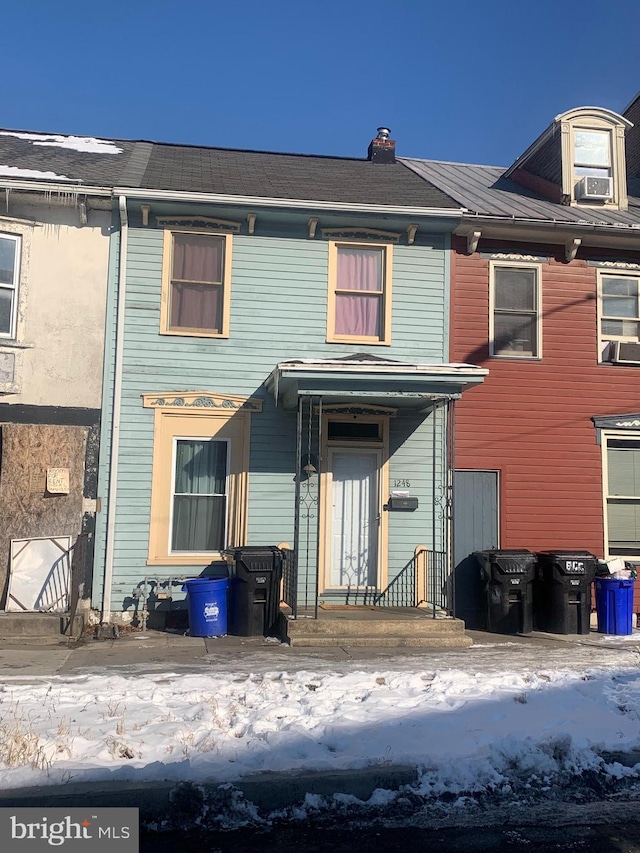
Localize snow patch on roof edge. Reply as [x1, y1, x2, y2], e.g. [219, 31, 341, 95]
[0, 165, 75, 181]
[0, 132, 123, 155]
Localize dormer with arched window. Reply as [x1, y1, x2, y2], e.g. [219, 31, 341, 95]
[504, 107, 632, 211]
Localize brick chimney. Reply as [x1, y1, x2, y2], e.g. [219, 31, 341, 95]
[368, 127, 396, 164]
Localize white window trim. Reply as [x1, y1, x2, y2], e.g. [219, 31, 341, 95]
[0, 232, 21, 340]
[489, 260, 542, 359]
[0, 219, 33, 394]
[597, 270, 640, 361]
[602, 429, 640, 561]
[168, 436, 230, 556]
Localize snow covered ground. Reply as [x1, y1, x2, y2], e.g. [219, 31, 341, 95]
[1, 632, 640, 827]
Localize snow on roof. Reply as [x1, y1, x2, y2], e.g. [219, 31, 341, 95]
[0, 131, 123, 155]
[0, 165, 75, 181]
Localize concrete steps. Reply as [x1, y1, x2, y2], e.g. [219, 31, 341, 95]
[284, 610, 472, 648]
[0, 612, 66, 642]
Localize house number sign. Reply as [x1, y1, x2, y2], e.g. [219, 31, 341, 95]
[394, 479, 411, 488]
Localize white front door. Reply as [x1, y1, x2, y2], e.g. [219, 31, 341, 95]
[328, 449, 380, 590]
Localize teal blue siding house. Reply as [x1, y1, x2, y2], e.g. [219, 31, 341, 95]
[93, 129, 486, 627]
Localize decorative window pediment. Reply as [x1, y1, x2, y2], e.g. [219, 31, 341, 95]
[320, 227, 400, 244]
[155, 215, 241, 233]
[142, 391, 263, 412]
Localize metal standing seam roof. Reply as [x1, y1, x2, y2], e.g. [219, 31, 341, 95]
[0, 129, 462, 210]
[401, 157, 640, 229]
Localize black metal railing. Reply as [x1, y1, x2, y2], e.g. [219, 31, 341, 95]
[281, 545, 449, 617]
[281, 547, 297, 618]
[426, 549, 449, 613]
[374, 560, 417, 607]
[374, 549, 449, 615]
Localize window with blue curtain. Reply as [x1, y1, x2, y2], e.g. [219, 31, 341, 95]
[171, 439, 228, 552]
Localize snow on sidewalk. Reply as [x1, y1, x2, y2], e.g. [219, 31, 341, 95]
[1, 635, 640, 810]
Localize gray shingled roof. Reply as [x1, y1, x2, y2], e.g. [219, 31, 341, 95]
[0, 131, 135, 186]
[401, 157, 640, 228]
[140, 143, 459, 207]
[0, 129, 460, 209]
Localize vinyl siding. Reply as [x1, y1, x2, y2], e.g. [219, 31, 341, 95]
[96, 221, 450, 612]
[451, 236, 640, 560]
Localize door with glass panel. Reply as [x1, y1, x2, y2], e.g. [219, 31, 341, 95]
[325, 448, 381, 591]
[170, 438, 229, 554]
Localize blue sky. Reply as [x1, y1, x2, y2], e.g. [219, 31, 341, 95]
[4, 0, 639, 167]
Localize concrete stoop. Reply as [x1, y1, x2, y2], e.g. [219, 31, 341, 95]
[284, 610, 472, 649]
[0, 611, 86, 643]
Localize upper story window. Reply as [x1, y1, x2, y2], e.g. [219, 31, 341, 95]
[559, 108, 631, 209]
[597, 271, 640, 364]
[0, 233, 21, 339]
[327, 242, 393, 344]
[600, 273, 640, 341]
[574, 130, 612, 179]
[489, 262, 541, 358]
[161, 230, 232, 338]
[572, 128, 614, 202]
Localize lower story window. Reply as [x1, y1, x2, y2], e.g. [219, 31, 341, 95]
[605, 435, 640, 557]
[171, 438, 228, 553]
[144, 392, 260, 566]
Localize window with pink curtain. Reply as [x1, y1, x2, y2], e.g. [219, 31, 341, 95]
[169, 233, 224, 332]
[335, 246, 384, 338]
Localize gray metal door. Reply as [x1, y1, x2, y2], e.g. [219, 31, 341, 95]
[453, 470, 498, 628]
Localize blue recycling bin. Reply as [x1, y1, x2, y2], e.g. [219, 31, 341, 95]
[595, 577, 635, 635]
[182, 577, 228, 637]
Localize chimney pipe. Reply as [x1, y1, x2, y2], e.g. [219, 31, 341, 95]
[368, 127, 396, 164]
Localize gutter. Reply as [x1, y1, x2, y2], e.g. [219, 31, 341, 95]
[101, 195, 128, 623]
[112, 186, 467, 218]
[0, 179, 112, 196]
[457, 213, 640, 234]
[0, 179, 466, 218]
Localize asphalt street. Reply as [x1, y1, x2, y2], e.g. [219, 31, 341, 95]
[141, 818, 640, 852]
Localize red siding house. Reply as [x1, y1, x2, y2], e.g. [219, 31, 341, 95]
[403, 95, 640, 622]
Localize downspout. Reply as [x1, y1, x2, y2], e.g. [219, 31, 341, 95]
[101, 195, 128, 623]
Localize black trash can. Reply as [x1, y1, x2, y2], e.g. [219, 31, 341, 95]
[473, 549, 536, 634]
[223, 546, 283, 636]
[534, 550, 597, 635]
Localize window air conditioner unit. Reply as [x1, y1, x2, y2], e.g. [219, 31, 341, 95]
[576, 176, 613, 201]
[609, 340, 640, 365]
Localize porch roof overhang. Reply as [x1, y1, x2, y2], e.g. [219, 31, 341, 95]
[266, 356, 488, 412]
